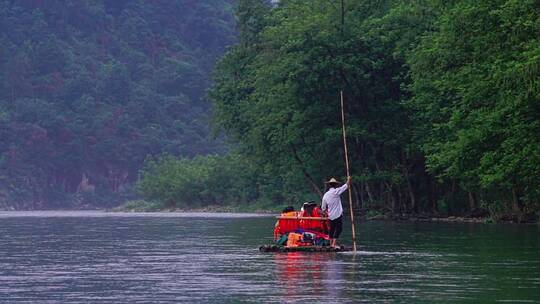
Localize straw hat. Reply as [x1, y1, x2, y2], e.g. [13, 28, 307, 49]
[325, 177, 341, 184]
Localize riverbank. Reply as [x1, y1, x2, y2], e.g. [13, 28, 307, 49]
[112, 200, 538, 224]
[111, 200, 285, 214]
[366, 214, 488, 224]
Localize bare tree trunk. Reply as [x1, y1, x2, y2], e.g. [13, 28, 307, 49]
[512, 187, 522, 221]
[365, 181, 375, 205]
[290, 144, 323, 198]
[512, 187, 519, 211]
[468, 191, 476, 212]
[396, 187, 400, 213]
[353, 182, 362, 211]
[430, 178, 437, 213]
[406, 174, 417, 213]
[384, 181, 396, 214]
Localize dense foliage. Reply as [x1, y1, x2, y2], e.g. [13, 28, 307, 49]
[0, 0, 236, 209]
[137, 153, 277, 208]
[139, 0, 538, 220]
[408, 0, 540, 219]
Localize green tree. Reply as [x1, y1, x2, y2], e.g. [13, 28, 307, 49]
[408, 0, 540, 219]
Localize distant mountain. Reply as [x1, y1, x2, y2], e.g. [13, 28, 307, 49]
[0, 0, 237, 209]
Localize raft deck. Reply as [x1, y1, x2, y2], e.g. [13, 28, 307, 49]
[259, 244, 350, 252]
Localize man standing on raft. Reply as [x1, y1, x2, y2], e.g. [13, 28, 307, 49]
[322, 176, 352, 249]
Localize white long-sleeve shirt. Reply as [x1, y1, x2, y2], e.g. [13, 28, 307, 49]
[321, 183, 348, 220]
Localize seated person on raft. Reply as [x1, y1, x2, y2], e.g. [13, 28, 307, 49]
[274, 202, 329, 241]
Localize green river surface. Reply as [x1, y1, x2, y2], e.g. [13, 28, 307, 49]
[0, 211, 538, 303]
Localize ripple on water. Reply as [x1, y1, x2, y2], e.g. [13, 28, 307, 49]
[0, 212, 538, 303]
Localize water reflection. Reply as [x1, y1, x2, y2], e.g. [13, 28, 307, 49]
[274, 252, 346, 301]
[324, 257, 345, 299]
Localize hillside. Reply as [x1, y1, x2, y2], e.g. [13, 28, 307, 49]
[0, 0, 237, 209]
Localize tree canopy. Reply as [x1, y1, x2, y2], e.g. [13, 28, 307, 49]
[168, 0, 537, 221]
[0, 0, 236, 209]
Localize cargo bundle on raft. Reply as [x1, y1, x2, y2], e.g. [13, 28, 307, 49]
[259, 202, 350, 252]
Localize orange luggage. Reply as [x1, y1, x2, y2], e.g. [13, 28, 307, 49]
[286, 232, 303, 247]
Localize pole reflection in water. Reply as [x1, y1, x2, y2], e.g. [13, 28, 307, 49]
[323, 256, 345, 299]
[273, 252, 345, 301]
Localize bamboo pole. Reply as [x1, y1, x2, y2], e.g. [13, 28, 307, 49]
[340, 90, 357, 252]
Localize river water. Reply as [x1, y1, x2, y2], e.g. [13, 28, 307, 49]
[0, 211, 538, 303]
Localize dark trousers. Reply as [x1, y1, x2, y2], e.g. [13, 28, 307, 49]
[329, 215, 343, 239]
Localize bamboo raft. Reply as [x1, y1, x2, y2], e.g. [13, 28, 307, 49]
[263, 204, 351, 253]
[259, 244, 350, 252]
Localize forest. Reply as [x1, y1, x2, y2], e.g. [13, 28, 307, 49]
[0, 0, 236, 209]
[138, 0, 539, 222]
[1, 0, 538, 222]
